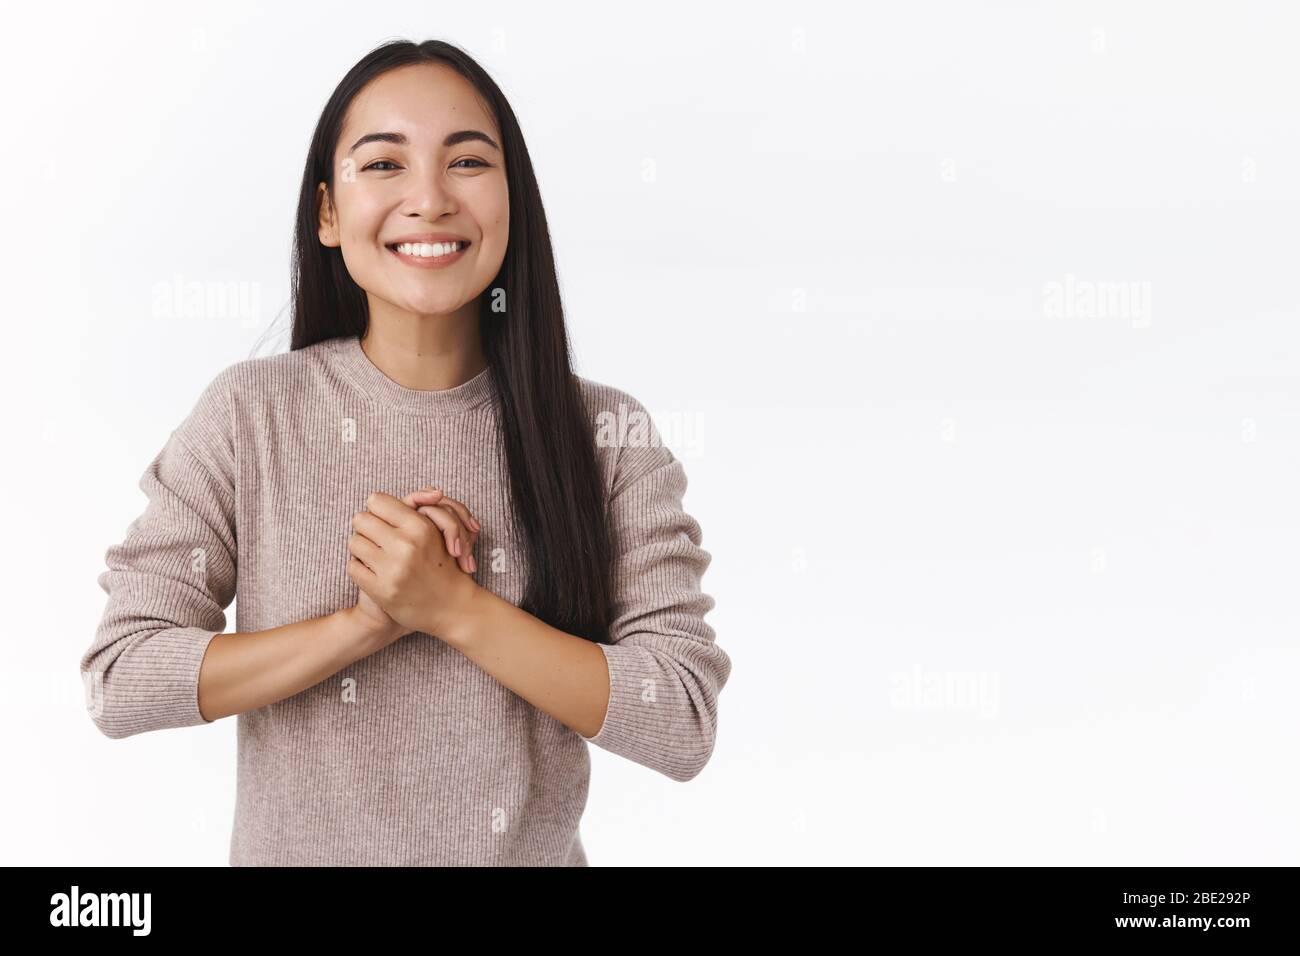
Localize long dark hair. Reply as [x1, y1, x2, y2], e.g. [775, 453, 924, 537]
[289, 39, 613, 645]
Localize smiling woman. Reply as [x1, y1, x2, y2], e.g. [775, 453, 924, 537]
[82, 38, 731, 867]
[313, 60, 511, 334]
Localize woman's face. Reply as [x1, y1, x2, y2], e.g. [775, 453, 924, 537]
[318, 62, 509, 320]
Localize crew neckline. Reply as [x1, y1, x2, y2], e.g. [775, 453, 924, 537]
[330, 334, 496, 417]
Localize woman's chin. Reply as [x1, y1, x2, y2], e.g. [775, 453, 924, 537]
[387, 291, 469, 318]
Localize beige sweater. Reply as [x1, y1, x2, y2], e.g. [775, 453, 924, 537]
[81, 334, 730, 865]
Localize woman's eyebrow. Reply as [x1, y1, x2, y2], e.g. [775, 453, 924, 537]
[348, 129, 501, 153]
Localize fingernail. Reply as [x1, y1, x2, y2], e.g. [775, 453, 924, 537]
[469, 517, 481, 531]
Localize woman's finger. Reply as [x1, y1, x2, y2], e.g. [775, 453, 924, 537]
[345, 530, 379, 567]
[426, 493, 481, 535]
[351, 511, 396, 550]
[402, 486, 442, 508]
[346, 530, 382, 570]
[407, 487, 478, 573]
[420, 500, 479, 560]
[403, 490, 474, 573]
[347, 555, 381, 593]
[428, 496, 480, 572]
[410, 486, 480, 546]
[402, 488, 466, 566]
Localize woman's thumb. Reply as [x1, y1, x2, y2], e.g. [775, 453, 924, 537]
[403, 486, 444, 507]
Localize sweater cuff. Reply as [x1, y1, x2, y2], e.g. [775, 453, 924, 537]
[87, 627, 222, 737]
[578, 641, 714, 782]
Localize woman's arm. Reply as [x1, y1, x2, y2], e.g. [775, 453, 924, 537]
[438, 445, 728, 782]
[85, 371, 243, 738]
[346, 493, 610, 737]
[195, 608, 402, 722]
[353, 433, 730, 782]
[84, 366, 481, 735]
[441, 589, 611, 739]
[83, 368, 413, 736]
[200, 486, 481, 722]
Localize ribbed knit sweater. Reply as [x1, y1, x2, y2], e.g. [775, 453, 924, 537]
[81, 333, 730, 866]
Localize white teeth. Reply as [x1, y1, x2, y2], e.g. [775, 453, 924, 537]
[393, 241, 466, 258]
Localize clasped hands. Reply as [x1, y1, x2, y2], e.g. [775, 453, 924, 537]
[346, 486, 484, 644]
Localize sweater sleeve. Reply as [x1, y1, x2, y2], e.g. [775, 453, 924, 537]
[579, 433, 731, 782]
[81, 370, 238, 739]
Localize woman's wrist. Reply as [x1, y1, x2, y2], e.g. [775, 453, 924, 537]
[337, 605, 405, 652]
[428, 581, 491, 650]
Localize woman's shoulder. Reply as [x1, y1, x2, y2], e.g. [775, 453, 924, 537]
[574, 373, 679, 497]
[170, 340, 341, 453]
[184, 338, 343, 418]
[575, 372, 646, 418]
[206, 338, 337, 396]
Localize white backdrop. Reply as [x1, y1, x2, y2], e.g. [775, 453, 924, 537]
[2, 1, 1297, 865]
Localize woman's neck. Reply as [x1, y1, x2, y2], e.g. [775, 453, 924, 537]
[359, 308, 487, 392]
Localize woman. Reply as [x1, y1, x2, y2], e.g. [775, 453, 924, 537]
[81, 39, 730, 866]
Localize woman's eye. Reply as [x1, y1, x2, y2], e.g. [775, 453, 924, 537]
[362, 159, 486, 172]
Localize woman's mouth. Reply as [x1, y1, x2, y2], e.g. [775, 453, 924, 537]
[386, 240, 470, 269]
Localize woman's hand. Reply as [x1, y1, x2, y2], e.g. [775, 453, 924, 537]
[346, 490, 484, 640]
[346, 486, 480, 644]
[404, 486, 480, 574]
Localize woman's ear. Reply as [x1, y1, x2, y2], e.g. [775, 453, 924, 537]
[317, 182, 339, 247]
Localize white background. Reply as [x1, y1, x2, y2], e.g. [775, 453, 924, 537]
[2, 1, 1297, 865]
